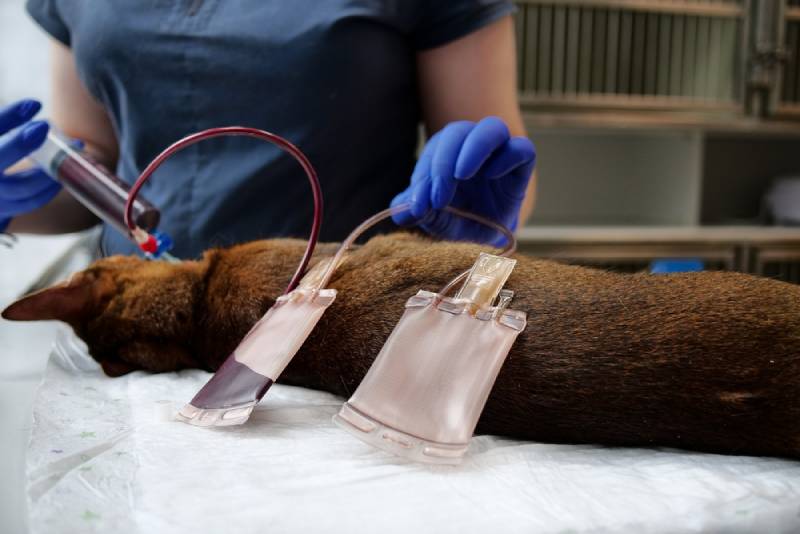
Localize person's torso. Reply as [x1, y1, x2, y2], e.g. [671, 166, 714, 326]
[63, 0, 421, 257]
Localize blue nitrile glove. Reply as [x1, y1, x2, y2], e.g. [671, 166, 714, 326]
[650, 258, 704, 274]
[391, 117, 536, 246]
[0, 99, 60, 233]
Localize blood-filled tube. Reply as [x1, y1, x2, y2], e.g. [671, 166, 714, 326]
[28, 130, 160, 237]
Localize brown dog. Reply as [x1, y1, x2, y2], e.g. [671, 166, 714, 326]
[4, 233, 800, 458]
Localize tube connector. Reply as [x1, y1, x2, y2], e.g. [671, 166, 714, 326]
[132, 227, 174, 260]
[455, 253, 517, 313]
[139, 234, 158, 255]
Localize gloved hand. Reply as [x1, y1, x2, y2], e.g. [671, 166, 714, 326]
[0, 99, 59, 232]
[391, 116, 536, 246]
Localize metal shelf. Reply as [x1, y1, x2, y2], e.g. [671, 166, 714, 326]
[518, 225, 800, 244]
[517, 225, 800, 282]
[523, 109, 800, 135]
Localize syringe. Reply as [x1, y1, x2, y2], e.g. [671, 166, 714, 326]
[28, 129, 161, 238]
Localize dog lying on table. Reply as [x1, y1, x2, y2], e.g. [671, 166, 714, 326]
[4, 233, 800, 459]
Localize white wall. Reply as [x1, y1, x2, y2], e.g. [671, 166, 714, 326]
[528, 129, 704, 226]
[0, 0, 51, 107]
[0, 7, 56, 534]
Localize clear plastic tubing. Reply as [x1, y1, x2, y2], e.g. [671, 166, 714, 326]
[28, 130, 160, 236]
[316, 202, 517, 293]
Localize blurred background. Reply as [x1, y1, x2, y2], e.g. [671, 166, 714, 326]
[0, 0, 55, 303]
[1, 3, 62, 532]
[515, 0, 800, 281]
[0, 0, 48, 106]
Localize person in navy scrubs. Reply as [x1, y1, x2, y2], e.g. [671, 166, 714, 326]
[1, 1, 537, 258]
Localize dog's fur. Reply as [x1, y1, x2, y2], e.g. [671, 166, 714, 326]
[4, 233, 800, 458]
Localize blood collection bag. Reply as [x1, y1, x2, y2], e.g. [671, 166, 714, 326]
[334, 253, 526, 465]
[177, 259, 337, 426]
[169, 126, 328, 426]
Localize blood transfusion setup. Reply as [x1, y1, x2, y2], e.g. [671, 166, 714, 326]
[177, 203, 521, 444]
[21, 119, 525, 464]
[26, 124, 323, 271]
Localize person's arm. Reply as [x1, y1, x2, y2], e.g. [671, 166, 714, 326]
[416, 14, 536, 221]
[8, 39, 119, 233]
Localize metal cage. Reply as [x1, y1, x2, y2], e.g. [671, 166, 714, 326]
[514, 0, 745, 112]
[514, 0, 800, 117]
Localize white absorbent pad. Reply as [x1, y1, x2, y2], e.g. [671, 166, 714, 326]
[26, 328, 800, 534]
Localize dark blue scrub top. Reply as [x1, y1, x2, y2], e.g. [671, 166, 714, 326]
[26, 0, 514, 259]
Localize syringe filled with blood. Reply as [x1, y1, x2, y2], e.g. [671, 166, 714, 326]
[27, 129, 170, 256]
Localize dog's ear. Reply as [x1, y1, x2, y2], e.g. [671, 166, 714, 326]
[1, 271, 107, 323]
